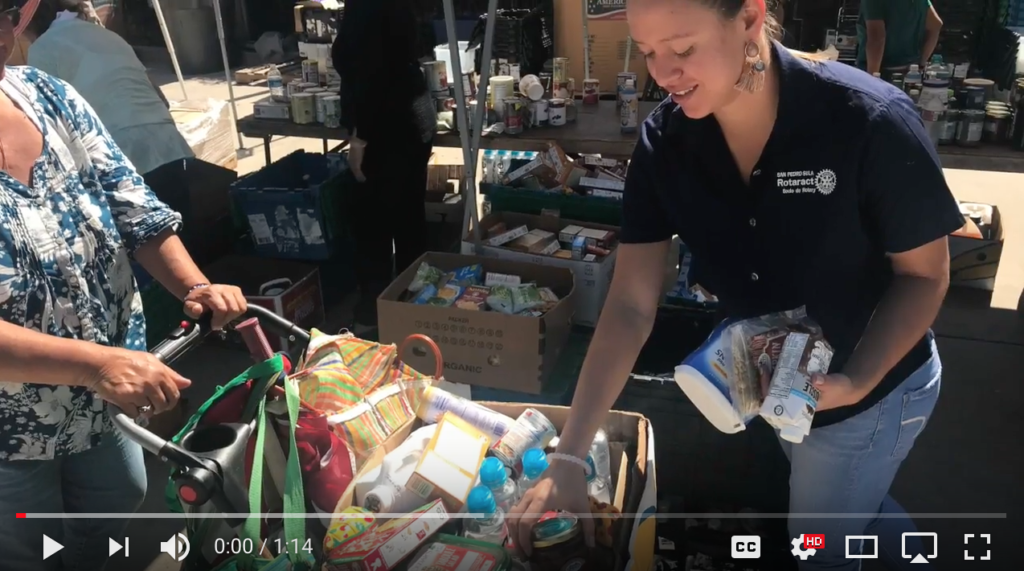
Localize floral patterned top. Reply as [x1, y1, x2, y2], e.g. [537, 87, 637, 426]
[0, 66, 181, 461]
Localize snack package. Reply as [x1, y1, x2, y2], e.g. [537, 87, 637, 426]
[673, 307, 831, 434]
[409, 263, 444, 293]
[441, 265, 483, 288]
[486, 285, 515, 313]
[537, 287, 560, 310]
[511, 284, 543, 312]
[412, 284, 439, 305]
[428, 283, 465, 307]
[454, 285, 490, 310]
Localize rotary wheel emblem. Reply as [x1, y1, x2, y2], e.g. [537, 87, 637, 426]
[815, 169, 837, 195]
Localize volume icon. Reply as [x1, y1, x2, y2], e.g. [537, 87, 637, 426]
[160, 533, 190, 562]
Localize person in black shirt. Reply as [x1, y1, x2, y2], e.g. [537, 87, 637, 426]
[333, 0, 436, 330]
[508, 0, 963, 568]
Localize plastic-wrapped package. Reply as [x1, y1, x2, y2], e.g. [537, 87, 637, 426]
[674, 306, 832, 435]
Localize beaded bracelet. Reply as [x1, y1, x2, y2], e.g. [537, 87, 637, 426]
[547, 453, 592, 477]
[184, 283, 210, 300]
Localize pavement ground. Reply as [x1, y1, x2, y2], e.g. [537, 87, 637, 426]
[86, 66, 1024, 571]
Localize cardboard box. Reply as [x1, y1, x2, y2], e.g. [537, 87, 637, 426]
[554, 0, 650, 98]
[377, 252, 575, 393]
[463, 212, 618, 327]
[949, 204, 1003, 291]
[326, 499, 449, 571]
[405, 413, 490, 512]
[254, 97, 292, 121]
[202, 255, 325, 353]
[329, 404, 657, 571]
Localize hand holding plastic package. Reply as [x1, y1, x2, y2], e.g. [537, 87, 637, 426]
[673, 307, 833, 437]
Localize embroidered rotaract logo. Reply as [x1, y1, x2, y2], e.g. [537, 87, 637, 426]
[777, 169, 837, 195]
[815, 169, 837, 195]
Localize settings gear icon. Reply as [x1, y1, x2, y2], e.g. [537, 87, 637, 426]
[791, 535, 817, 560]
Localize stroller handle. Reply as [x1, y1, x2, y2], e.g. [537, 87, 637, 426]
[109, 304, 310, 459]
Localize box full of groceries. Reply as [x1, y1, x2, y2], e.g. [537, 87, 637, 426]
[462, 212, 618, 327]
[377, 252, 576, 392]
[323, 392, 656, 571]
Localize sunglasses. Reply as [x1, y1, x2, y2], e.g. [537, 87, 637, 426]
[0, 7, 20, 28]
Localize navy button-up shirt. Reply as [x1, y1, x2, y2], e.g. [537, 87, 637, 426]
[622, 44, 964, 427]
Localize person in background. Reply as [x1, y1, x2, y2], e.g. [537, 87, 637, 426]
[508, 0, 960, 569]
[858, 0, 943, 76]
[22, 0, 199, 224]
[332, 0, 436, 333]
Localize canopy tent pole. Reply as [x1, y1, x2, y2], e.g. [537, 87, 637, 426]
[149, 0, 188, 100]
[444, 0, 498, 250]
[210, 0, 247, 152]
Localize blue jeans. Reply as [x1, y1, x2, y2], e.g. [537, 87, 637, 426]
[783, 341, 942, 570]
[0, 428, 147, 571]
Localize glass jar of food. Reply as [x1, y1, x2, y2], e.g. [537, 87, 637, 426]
[530, 512, 590, 571]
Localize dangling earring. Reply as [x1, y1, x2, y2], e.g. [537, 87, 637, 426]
[735, 41, 767, 94]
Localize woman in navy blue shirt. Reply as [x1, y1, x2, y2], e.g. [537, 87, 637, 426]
[509, 0, 963, 568]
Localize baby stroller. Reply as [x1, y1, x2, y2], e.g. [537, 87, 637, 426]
[111, 305, 317, 571]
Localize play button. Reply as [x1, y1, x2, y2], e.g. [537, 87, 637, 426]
[43, 535, 63, 560]
[109, 538, 123, 556]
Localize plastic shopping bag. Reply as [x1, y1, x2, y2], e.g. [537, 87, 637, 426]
[673, 306, 831, 434]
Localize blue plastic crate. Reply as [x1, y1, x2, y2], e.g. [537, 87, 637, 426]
[230, 151, 351, 261]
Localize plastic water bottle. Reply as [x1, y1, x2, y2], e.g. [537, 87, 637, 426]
[268, 66, 285, 102]
[479, 457, 520, 513]
[586, 429, 613, 504]
[463, 486, 508, 546]
[519, 448, 549, 491]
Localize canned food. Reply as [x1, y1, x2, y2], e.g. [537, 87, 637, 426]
[286, 79, 304, 99]
[435, 96, 455, 113]
[957, 109, 985, 147]
[529, 99, 549, 126]
[503, 97, 524, 135]
[530, 512, 589, 571]
[582, 79, 600, 106]
[984, 109, 1011, 144]
[322, 95, 342, 128]
[302, 59, 320, 85]
[940, 109, 960, 145]
[492, 408, 557, 466]
[423, 60, 448, 92]
[290, 93, 315, 124]
[314, 91, 333, 123]
[547, 98, 567, 126]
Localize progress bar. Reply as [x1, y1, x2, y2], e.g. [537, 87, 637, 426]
[16, 512, 1010, 519]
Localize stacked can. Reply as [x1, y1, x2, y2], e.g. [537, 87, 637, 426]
[323, 95, 342, 128]
[302, 59, 320, 86]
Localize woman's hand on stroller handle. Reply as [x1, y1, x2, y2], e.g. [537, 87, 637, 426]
[108, 305, 311, 458]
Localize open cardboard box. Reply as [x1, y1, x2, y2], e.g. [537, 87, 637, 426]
[949, 203, 1004, 291]
[329, 403, 657, 571]
[377, 252, 576, 393]
[463, 212, 619, 327]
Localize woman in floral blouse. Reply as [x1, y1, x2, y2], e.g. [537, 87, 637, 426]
[0, 5, 247, 569]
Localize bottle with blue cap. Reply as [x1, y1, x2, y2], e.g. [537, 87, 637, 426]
[463, 485, 508, 545]
[478, 457, 520, 513]
[519, 448, 549, 491]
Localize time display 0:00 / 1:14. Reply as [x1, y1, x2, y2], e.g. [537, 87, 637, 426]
[213, 537, 314, 555]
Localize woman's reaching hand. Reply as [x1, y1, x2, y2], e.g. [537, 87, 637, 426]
[506, 458, 595, 557]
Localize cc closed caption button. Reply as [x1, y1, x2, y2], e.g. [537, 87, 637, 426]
[731, 535, 761, 559]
